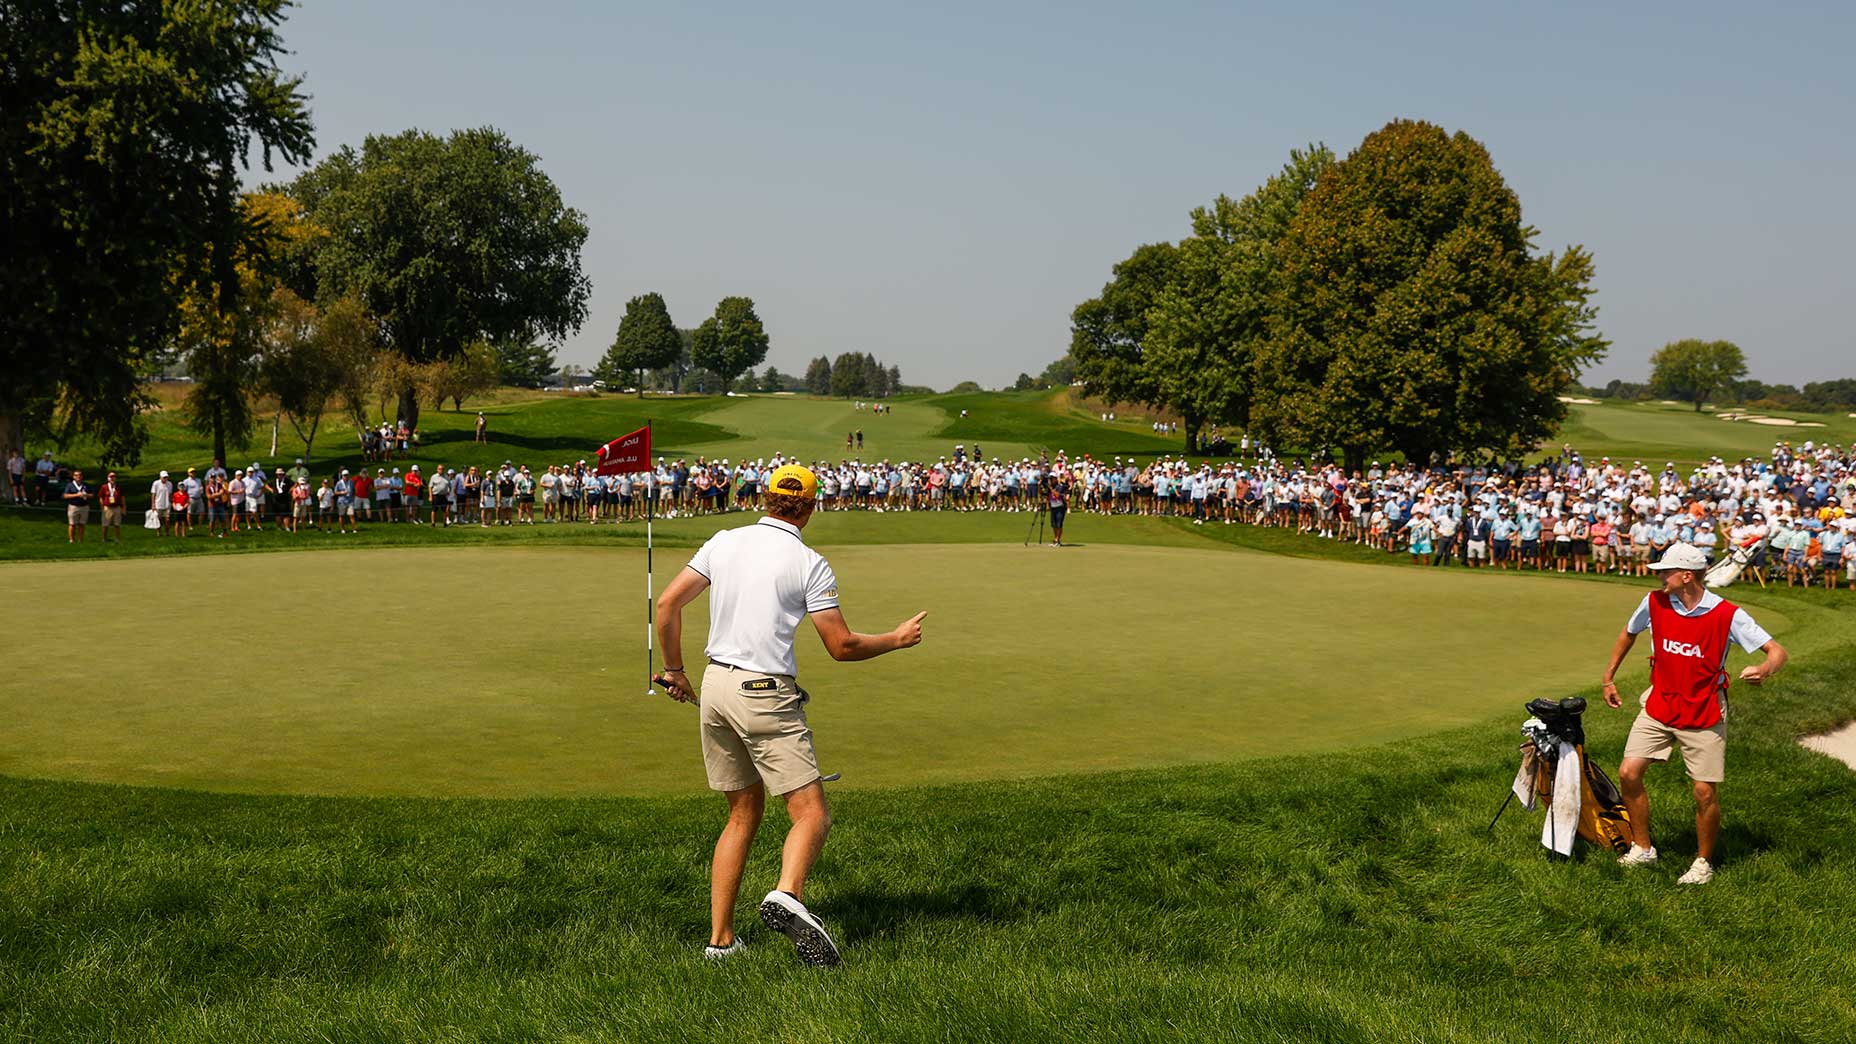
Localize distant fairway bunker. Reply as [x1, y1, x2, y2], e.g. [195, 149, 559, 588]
[1, 543, 1664, 798]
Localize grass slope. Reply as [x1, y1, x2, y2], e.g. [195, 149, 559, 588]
[1559, 400, 1856, 467]
[2, 632, 1852, 1042]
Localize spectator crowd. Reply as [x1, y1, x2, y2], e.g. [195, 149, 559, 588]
[7, 438, 1854, 591]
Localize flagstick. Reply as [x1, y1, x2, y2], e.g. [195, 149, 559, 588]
[645, 420, 655, 696]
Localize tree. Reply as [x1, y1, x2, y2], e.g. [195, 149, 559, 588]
[289, 127, 591, 431]
[804, 357, 833, 395]
[1069, 242, 1179, 417]
[949, 381, 984, 394]
[647, 331, 694, 393]
[1146, 146, 1334, 451]
[496, 338, 558, 389]
[888, 365, 904, 395]
[689, 297, 770, 392]
[1, 0, 314, 462]
[1039, 354, 1077, 388]
[258, 291, 371, 462]
[830, 352, 871, 398]
[1012, 373, 1037, 391]
[1649, 340, 1748, 411]
[1802, 378, 1856, 411]
[868, 357, 891, 398]
[425, 339, 502, 412]
[760, 367, 796, 393]
[1252, 121, 1608, 471]
[175, 191, 321, 464]
[596, 292, 682, 396]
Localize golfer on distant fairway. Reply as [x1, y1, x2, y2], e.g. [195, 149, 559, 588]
[1600, 542, 1787, 885]
[654, 463, 926, 965]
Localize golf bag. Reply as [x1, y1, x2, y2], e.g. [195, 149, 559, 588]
[1706, 535, 1766, 590]
[1503, 697, 1633, 856]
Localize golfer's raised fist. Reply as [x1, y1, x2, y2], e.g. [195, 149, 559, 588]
[895, 610, 927, 649]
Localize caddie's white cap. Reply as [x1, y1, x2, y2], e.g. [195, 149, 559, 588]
[1648, 543, 1709, 572]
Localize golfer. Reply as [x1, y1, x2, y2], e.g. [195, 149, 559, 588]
[1600, 542, 1787, 885]
[654, 463, 926, 965]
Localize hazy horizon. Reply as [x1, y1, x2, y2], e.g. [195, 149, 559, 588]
[256, 1, 1855, 391]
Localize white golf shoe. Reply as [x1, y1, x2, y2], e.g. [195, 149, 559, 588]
[1677, 858, 1715, 885]
[702, 937, 747, 960]
[759, 890, 841, 967]
[1618, 844, 1659, 867]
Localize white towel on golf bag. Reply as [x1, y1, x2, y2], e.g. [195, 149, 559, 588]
[1543, 741, 1581, 856]
[1512, 748, 1541, 812]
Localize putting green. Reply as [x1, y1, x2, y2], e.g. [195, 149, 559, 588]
[0, 540, 1727, 798]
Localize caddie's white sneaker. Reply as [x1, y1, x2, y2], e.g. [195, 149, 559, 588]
[759, 890, 841, 967]
[1618, 844, 1659, 867]
[702, 937, 747, 960]
[1677, 858, 1715, 885]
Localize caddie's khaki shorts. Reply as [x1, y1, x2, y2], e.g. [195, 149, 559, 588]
[1624, 709, 1726, 783]
[699, 662, 821, 795]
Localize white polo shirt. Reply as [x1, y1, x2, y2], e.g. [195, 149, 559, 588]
[686, 516, 839, 677]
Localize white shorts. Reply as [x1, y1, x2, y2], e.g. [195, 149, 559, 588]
[1466, 539, 1488, 560]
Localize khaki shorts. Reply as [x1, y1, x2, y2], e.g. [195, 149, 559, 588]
[67, 504, 90, 525]
[699, 662, 821, 795]
[1623, 709, 1726, 783]
[101, 505, 124, 526]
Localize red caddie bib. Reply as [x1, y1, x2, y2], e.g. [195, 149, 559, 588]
[1645, 591, 1735, 729]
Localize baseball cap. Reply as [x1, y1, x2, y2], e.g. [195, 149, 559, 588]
[1648, 543, 1709, 572]
[769, 464, 819, 499]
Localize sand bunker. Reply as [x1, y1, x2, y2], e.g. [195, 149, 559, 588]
[1802, 723, 1856, 772]
[1557, 396, 1599, 405]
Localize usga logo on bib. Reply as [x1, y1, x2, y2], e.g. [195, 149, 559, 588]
[1661, 638, 1707, 659]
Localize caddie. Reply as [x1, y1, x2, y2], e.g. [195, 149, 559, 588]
[1600, 541, 1788, 884]
[653, 462, 926, 965]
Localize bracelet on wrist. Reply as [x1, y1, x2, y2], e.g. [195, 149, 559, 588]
[663, 666, 685, 673]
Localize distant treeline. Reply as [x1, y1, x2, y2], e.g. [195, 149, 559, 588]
[1584, 377, 1856, 412]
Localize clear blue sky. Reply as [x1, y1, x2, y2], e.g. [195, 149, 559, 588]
[262, 0, 1855, 390]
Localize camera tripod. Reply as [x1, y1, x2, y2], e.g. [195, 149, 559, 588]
[1023, 499, 1048, 546]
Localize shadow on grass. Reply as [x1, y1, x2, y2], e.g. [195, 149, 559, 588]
[830, 883, 1022, 941]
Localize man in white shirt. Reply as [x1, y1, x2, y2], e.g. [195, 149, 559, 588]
[654, 464, 926, 966]
[150, 470, 174, 535]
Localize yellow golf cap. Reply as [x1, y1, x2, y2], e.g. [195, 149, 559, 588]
[769, 463, 818, 498]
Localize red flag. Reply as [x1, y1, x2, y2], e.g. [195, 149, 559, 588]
[594, 425, 652, 475]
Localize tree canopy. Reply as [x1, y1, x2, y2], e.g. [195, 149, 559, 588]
[689, 297, 770, 393]
[1250, 121, 1607, 469]
[1, 0, 314, 463]
[1649, 339, 1748, 411]
[287, 127, 590, 428]
[596, 293, 682, 395]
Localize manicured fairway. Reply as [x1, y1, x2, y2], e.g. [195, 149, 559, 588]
[1, 541, 1678, 797]
[1559, 400, 1856, 467]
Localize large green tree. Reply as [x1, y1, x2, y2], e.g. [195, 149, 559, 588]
[1068, 242, 1179, 417]
[830, 352, 871, 398]
[689, 297, 770, 393]
[595, 293, 682, 396]
[1145, 146, 1333, 451]
[495, 337, 559, 389]
[288, 127, 590, 430]
[1, 0, 313, 463]
[804, 357, 833, 395]
[1252, 120, 1607, 471]
[1649, 339, 1748, 411]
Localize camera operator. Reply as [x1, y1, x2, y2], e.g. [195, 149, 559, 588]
[1046, 462, 1071, 547]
